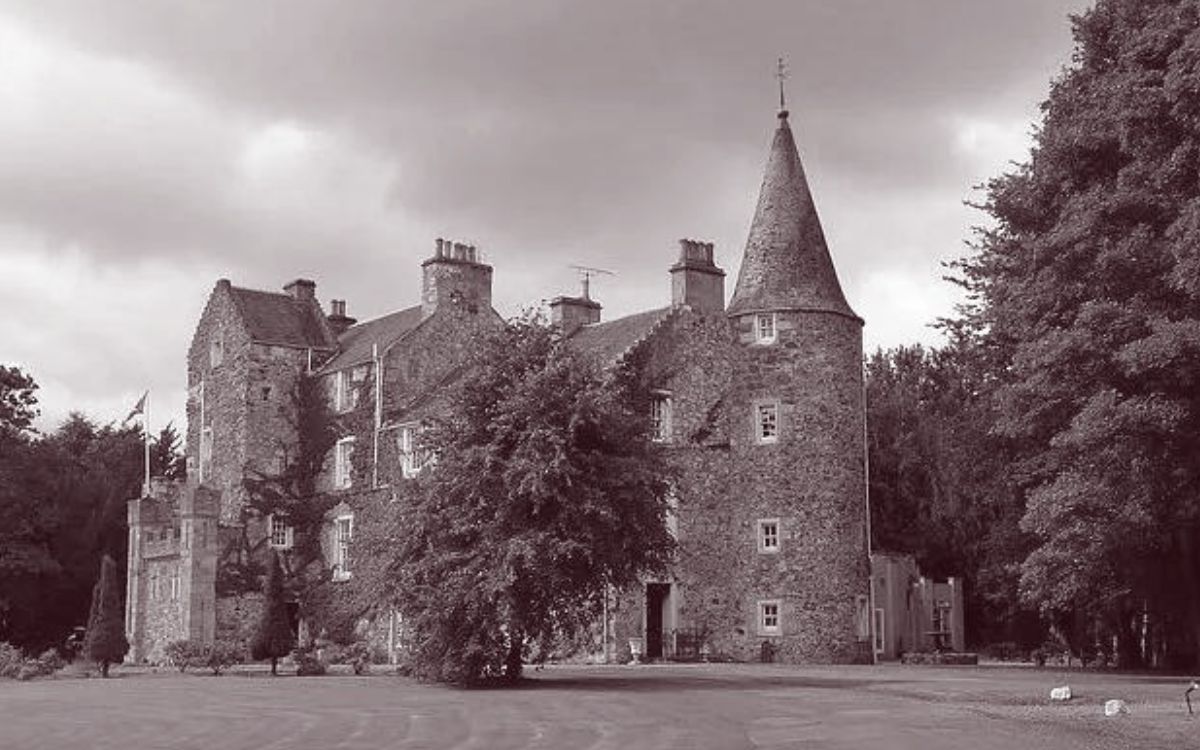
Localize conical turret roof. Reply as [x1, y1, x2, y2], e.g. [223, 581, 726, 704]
[727, 111, 858, 320]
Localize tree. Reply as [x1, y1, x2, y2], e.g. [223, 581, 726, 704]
[82, 554, 128, 677]
[0, 365, 38, 443]
[951, 0, 1200, 666]
[250, 552, 295, 675]
[358, 318, 675, 684]
[150, 422, 186, 482]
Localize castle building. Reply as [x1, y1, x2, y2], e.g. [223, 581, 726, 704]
[126, 105, 872, 665]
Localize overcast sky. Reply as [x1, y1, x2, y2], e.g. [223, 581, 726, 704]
[0, 0, 1090, 434]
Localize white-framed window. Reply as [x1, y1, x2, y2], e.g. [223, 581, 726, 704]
[268, 514, 294, 550]
[650, 394, 672, 443]
[665, 485, 679, 539]
[199, 426, 214, 482]
[398, 424, 429, 479]
[170, 568, 180, 601]
[209, 331, 224, 367]
[758, 599, 782, 636]
[331, 370, 358, 413]
[757, 518, 780, 553]
[333, 514, 353, 580]
[334, 437, 355, 489]
[351, 365, 369, 383]
[755, 401, 780, 444]
[754, 313, 777, 344]
[874, 608, 886, 654]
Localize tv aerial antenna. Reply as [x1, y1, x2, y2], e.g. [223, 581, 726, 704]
[568, 264, 614, 300]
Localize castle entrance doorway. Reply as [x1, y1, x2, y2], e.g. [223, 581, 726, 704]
[645, 583, 671, 660]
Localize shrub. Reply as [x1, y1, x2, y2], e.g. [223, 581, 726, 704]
[202, 640, 243, 676]
[164, 640, 203, 672]
[35, 649, 64, 674]
[293, 644, 326, 676]
[0, 642, 23, 679]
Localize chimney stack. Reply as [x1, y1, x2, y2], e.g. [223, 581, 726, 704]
[670, 238, 725, 313]
[283, 278, 316, 302]
[421, 236, 493, 318]
[549, 280, 602, 335]
[327, 299, 357, 337]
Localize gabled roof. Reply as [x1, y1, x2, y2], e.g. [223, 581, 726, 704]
[568, 306, 673, 366]
[318, 304, 425, 373]
[727, 111, 858, 320]
[228, 286, 336, 349]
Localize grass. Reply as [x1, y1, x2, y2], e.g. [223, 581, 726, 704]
[0, 661, 1196, 749]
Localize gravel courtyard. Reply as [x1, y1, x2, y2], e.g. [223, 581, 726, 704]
[1, 663, 1196, 749]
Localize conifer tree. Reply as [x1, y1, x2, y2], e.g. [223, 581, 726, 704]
[82, 554, 128, 677]
[250, 551, 294, 675]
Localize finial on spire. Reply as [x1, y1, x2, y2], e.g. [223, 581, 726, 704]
[776, 56, 789, 119]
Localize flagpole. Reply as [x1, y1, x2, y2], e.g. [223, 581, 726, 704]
[143, 390, 151, 497]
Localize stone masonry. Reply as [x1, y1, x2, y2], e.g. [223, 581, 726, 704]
[126, 105, 873, 665]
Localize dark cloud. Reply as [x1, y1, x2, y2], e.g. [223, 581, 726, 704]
[0, 0, 1091, 429]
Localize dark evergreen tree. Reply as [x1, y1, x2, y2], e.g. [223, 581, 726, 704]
[250, 551, 294, 675]
[82, 554, 128, 677]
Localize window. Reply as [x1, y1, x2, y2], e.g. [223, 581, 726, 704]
[665, 486, 679, 539]
[650, 394, 672, 443]
[199, 426, 213, 482]
[209, 331, 224, 367]
[874, 608, 885, 654]
[268, 514, 293, 550]
[758, 599, 782, 636]
[333, 515, 353, 580]
[398, 425, 428, 478]
[757, 518, 780, 553]
[149, 569, 160, 600]
[755, 401, 779, 444]
[754, 313, 777, 344]
[170, 569, 180, 601]
[332, 370, 358, 413]
[334, 437, 355, 489]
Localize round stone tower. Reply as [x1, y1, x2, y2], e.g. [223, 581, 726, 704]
[725, 107, 869, 663]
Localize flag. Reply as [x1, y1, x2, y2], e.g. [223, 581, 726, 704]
[125, 390, 148, 423]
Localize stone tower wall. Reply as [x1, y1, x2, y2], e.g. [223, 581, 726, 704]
[726, 310, 868, 662]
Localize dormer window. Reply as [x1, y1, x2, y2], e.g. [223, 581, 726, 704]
[650, 394, 672, 443]
[754, 313, 777, 344]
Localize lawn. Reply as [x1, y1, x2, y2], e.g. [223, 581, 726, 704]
[0, 662, 1195, 749]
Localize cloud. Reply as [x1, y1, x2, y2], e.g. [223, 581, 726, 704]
[0, 0, 1092, 430]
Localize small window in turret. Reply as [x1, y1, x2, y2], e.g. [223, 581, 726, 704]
[754, 313, 777, 344]
[210, 332, 225, 367]
[755, 401, 780, 444]
[650, 394, 672, 443]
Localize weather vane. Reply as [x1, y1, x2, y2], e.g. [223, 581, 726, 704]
[776, 56, 789, 111]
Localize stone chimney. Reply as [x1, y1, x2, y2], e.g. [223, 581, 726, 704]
[550, 279, 602, 335]
[670, 239, 725, 312]
[327, 299, 357, 337]
[283, 278, 316, 302]
[421, 237, 493, 318]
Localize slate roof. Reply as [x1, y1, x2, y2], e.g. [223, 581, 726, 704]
[228, 287, 336, 349]
[318, 304, 425, 373]
[727, 111, 858, 320]
[568, 306, 673, 366]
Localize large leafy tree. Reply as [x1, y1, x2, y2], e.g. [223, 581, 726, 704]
[865, 344, 1039, 647]
[357, 319, 674, 684]
[954, 0, 1200, 666]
